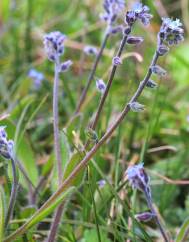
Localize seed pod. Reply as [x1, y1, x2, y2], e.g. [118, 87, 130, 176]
[127, 36, 144, 45]
[146, 79, 157, 88]
[158, 44, 169, 56]
[151, 65, 167, 76]
[109, 25, 123, 35]
[83, 46, 98, 56]
[59, 60, 73, 72]
[135, 212, 155, 222]
[129, 102, 145, 112]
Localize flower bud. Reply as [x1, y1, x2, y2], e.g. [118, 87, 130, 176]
[135, 212, 155, 222]
[59, 60, 73, 72]
[96, 79, 106, 94]
[123, 27, 131, 35]
[83, 46, 98, 56]
[146, 79, 157, 89]
[85, 128, 98, 144]
[127, 36, 144, 45]
[151, 65, 167, 76]
[129, 102, 145, 112]
[97, 179, 106, 188]
[113, 56, 122, 66]
[109, 25, 123, 35]
[158, 44, 169, 56]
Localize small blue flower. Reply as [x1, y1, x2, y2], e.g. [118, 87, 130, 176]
[160, 18, 184, 46]
[28, 69, 44, 89]
[126, 163, 150, 193]
[126, 2, 153, 26]
[97, 180, 106, 188]
[101, 0, 125, 24]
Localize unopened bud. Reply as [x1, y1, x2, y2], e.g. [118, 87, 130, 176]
[158, 45, 169, 56]
[127, 36, 144, 45]
[96, 79, 106, 94]
[151, 65, 166, 76]
[83, 46, 98, 56]
[129, 102, 145, 112]
[113, 56, 122, 66]
[109, 25, 123, 35]
[146, 79, 157, 88]
[123, 27, 131, 35]
[59, 60, 73, 72]
[135, 212, 155, 222]
[97, 180, 106, 188]
[85, 128, 98, 144]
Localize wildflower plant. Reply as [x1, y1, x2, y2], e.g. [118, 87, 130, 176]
[0, 1, 186, 242]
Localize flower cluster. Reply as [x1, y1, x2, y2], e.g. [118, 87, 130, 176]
[101, 0, 125, 25]
[43, 31, 66, 62]
[125, 2, 153, 26]
[126, 163, 150, 195]
[0, 126, 14, 159]
[159, 18, 184, 46]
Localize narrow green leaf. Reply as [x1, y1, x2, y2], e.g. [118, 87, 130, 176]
[63, 151, 85, 187]
[4, 187, 75, 242]
[175, 217, 189, 242]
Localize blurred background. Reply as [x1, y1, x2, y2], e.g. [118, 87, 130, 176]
[0, 0, 189, 241]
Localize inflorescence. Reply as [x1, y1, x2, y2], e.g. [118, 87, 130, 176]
[0, 126, 14, 159]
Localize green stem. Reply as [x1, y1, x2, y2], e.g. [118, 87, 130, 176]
[5, 158, 18, 228]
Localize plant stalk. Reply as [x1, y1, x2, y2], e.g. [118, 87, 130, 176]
[5, 157, 18, 228]
[47, 57, 63, 242]
[90, 32, 129, 131]
[74, 28, 110, 114]
[144, 190, 169, 242]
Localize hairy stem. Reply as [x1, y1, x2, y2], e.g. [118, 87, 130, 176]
[53, 57, 62, 184]
[90, 32, 129, 131]
[5, 158, 18, 228]
[4, 40, 161, 242]
[47, 57, 63, 242]
[144, 190, 169, 242]
[74, 28, 110, 114]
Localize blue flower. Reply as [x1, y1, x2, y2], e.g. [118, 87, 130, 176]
[126, 2, 152, 26]
[101, 0, 125, 24]
[28, 69, 44, 89]
[126, 163, 150, 193]
[160, 18, 184, 46]
[43, 31, 66, 61]
[0, 126, 14, 159]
